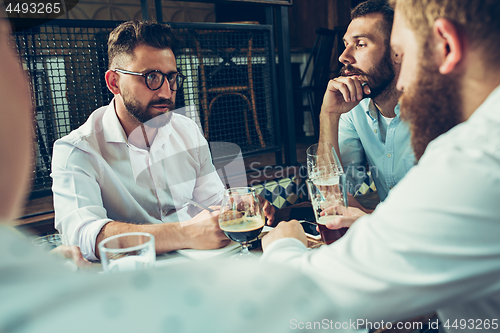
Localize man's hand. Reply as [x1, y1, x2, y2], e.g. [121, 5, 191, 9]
[319, 205, 367, 229]
[259, 196, 276, 226]
[262, 220, 307, 251]
[182, 208, 230, 250]
[321, 76, 371, 116]
[50, 245, 93, 268]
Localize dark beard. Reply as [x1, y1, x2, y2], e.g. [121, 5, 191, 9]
[399, 53, 462, 161]
[123, 94, 175, 128]
[340, 46, 395, 100]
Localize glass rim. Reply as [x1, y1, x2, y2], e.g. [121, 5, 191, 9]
[306, 142, 335, 157]
[224, 187, 256, 195]
[98, 232, 155, 254]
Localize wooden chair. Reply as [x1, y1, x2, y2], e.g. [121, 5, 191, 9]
[192, 30, 266, 148]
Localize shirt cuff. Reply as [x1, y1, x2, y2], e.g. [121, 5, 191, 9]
[78, 219, 112, 261]
[260, 237, 308, 263]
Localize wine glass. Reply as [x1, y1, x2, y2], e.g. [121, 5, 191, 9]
[218, 187, 264, 258]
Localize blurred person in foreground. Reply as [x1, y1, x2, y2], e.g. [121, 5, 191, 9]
[0, 14, 331, 332]
[262, 0, 500, 327]
[50, 20, 273, 261]
[319, 0, 414, 221]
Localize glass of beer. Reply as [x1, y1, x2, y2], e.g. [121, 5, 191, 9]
[306, 178, 347, 244]
[306, 142, 348, 244]
[218, 187, 264, 258]
[306, 142, 344, 180]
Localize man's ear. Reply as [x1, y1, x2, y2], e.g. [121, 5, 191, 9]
[105, 70, 120, 95]
[433, 18, 463, 74]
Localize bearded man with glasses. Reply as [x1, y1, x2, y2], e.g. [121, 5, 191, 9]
[51, 21, 275, 261]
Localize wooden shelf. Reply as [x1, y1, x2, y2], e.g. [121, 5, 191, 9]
[15, 195, 55, 235]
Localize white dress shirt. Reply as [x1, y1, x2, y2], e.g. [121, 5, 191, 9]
[262, 86, 500, 330]
[51, 100, 225, 260]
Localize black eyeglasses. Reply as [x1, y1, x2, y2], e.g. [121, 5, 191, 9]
[112, 68, 186, 91]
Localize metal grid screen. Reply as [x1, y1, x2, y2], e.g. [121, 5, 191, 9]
[12, 20, 278, 197]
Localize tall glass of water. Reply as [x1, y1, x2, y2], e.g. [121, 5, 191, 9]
[218, 187, 264, 258]
[99, 232, 156, 273]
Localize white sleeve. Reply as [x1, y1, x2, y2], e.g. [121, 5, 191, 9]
[192, 129, 225, 207]
[261, 143, 500, 323]
[51, 140, 111, 261]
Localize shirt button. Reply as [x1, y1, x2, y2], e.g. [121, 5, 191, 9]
[374, 129, 378, 133]
[387, 153, 392, 158]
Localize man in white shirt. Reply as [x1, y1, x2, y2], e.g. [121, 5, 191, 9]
[262, 0, 500, 329]
[319, 0, 415, 213]
[51, 21, 273, 261]
[0, 16, 334, 332]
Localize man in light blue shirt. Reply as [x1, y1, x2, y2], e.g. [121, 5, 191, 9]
[319, 0, 415, 208]
[338, 99, 414, 202]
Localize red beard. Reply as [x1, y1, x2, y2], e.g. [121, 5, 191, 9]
[399, 51, 463, 161]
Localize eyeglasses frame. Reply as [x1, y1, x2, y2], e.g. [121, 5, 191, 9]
[111, 68, 186, 91]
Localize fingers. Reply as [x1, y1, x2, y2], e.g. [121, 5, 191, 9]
[362, 82, 371, 95]
[328, 77, 366, 103]
[264, 204, 275, 226]
[259, 196, 275, 226]
[324, 216, 356, 229]
[262, 219, 307, 250]
[69, 246, 93, 268]
[320, 204, 345, 216]
[50, 245, 93, 268]
[323, 206, 366, 229]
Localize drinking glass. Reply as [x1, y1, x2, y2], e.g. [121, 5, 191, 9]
[32, 233, 62, 251]
[306, 142, 344, 180]
[306, 143, 348, 244]
[98, 232, 156, 273]
[306, 178, 347, 244]
[218, 187, 264, 258]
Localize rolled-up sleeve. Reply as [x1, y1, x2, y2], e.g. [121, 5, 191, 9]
[338, 112, 367, 194]
[51, 140, 111, 261]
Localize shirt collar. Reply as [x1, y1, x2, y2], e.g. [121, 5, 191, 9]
[103, 99, 128, 144]
[363, 98, 401, 120]
[102, 98, 173, 147]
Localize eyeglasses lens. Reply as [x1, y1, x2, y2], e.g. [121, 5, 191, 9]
[146, 72, 163, 90]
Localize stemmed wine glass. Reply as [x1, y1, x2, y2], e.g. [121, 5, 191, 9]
[218, 187, 264, 258]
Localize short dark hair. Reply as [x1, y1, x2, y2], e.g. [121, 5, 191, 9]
[107, 20, 179, 69]
[351, 0, 394, 45]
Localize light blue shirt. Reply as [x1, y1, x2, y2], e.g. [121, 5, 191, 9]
[338, 98, 415, 201]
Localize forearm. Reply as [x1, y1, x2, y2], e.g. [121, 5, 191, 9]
[318, 112, 343, 165]
[95, 221, 189, 258]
